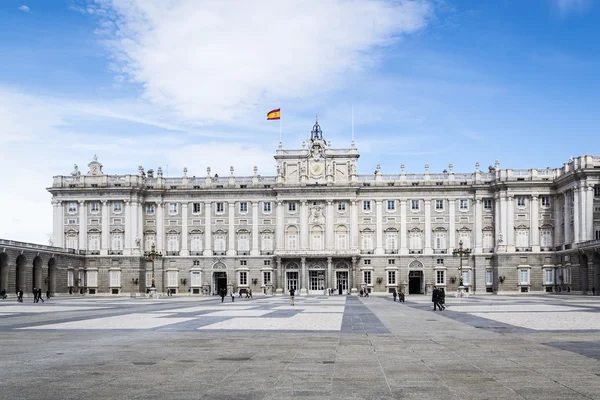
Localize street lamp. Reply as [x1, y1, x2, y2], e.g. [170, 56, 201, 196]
[144, 243, 162, 298]
[452, 239, 471, 297]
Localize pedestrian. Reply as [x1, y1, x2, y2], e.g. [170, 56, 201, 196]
[438, 287, 445, 310]
[0, 289, 6, 300]
[359, 289, 363, 297]
[230, 288, 235, 302]
[393, 290, 397, 302]
[289, 287, 295, 306]
[220, 288, 225, 303]
[38, 288, 44, 303]
[593, 286, 596, 296]
[46, 289, 50, 300]
[248, 288, 252, 298]
[432, 286, 440, 311]
[188, 287, 191, 296]
[33, 287, 38, 303]
[365, 289, 369, 298]
[239, 288, 243, 298]
[18, 288, 23, 303]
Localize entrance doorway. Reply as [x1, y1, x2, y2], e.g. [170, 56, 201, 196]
[308, 270, 325, 294]
[286, 271, 298, 294]
[408, 270, 423, 294]
[212, 271, 227, 295]
[336, 271, 348, 295]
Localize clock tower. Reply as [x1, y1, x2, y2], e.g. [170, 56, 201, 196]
[274, 118, 359, 185]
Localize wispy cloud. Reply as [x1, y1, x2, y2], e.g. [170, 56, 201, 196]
[552, 0, 592, 17]
[17, 5, 30, 12]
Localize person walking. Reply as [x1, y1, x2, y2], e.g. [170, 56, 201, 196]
[438, 287, 445, 310]
[46, 289, 50, 300]
[398, 291, 405, 303]
[239, 288, 243, 298]
[33, 287, 38, 303]
[593, 286, 596, 296]
[37, 288, 44, 303]
[289, 287, 295, 306]
[432, 286, 440, 311]
[364, 289, 369, 298]
[17, 288, 23, 303]
[248, 288, 252, 298]
[220, 288, 225, 303]
[393, 290, 397, 302]
[230, 288, 235, 302]
[359, 289, 363, 297]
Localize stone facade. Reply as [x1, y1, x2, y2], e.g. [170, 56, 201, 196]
[39, 120, 600, 296]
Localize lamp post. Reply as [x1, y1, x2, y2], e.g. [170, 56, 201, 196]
[452, 239, 471, 297]
[144, 243, 162, 298]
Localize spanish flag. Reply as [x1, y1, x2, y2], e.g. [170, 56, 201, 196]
[267, 108, 281, 120]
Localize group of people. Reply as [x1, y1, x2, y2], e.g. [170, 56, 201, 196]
[392, 289, 405, 302]
[359, 289, 370, 297]
[238, 288, 253, 298]
[431, 286, 446, 311]
[219, 287, 253, 302]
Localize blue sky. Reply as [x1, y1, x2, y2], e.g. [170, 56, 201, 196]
[0, 0, 599, 244]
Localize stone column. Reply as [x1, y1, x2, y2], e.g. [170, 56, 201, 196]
[351, 257, 358, 294]
[351, 200, 359, 250]
[181, 202, 189, 256]
[52, 200, 64, 248]
[137, 201, 144, 253]
[587, 185, 594, 241]
[563, 191, 571, 246]
[300, 201, 308, 250]
[327, 257, 333, 291]
[124, 200, 132, 255]
[276, 258, 283, 295]
[494, 194, 501, 250]
[227, 202, 236, 256]
[400, 200, 408, 255]
[579, 185, 587, 242]
[573, 188, 580, 243]
[101, 200, 109, 255]
[156, 201, 165, 253]
[474, 198, 482, 254]
[326, 200, 334, 250]
[424, 199, 432, 255]
[506, 196, 515, 251]
[554, 194, 562, 247]
[449, 198, 456, 250]
[131, 200, 139, 255]
[530, 195, 540, 251]
[375, 200, 384, 255]
[276, 201, 284, 250]
[300, 257, 307, 295]
[251, 201, 259, 256]
[203, 202, 212, 256]
[78, 200, 87, 251]
[500, 193, 508, 250]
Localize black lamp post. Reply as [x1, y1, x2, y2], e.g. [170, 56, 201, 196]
[144, 243, 162, 292]
[452, 239, 471, 296]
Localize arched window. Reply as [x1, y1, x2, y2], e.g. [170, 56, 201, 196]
[311, 226, 323, 250]
[213, 231, 226, 252]
[409, 228, 422, 250]
[237, 230, 250, 252]
[286, 226, 298, 250]
[190, 230, 203, 252]
[144, 231, 156, 251]
[361, 229, 373, 251]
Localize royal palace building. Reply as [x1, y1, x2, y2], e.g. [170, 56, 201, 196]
[28, 120, 600, 297]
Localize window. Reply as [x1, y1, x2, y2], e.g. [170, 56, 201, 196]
[240, 260, 247, 266]
[387, 200, 395, 211]
[192, 203, 201, 214]
[388, 259, 395, 265]
[540, 229, 553, 248]
[239, 271, 248, 286]
[483, 199, 493, 210]
[288, 202, 297, 212]
[191, 271, 202, 287]
[66, 234, 78, 250]
[486, 270, 493, 285]
[337, 233, 348, 250]
[239, 202, 248, 213]
[238, 234, 250, 252]
[311, 231, 323, 250]
[287, 234, 297, 250]
[483, 231, 494, 249]
[187, 233, 201, 252]
[595, 187, 600, 197]
[387, 270, 396, 285]
[544, 269, 554, 285]
[68, 202, 78, 214]
[458, 231, 471, 249]
[111, 232, 123, 251]
[409, 230, 422, 250]
[67, 270, 74, 287]
[214, 234, 226, 252]
[144, 234, 156, 251]
[216, 202, 224, 213]
[563, 268, 570, 284]
[411, 200, 419, 211]
[519, 269, 530, 285]
[435, 200, 444, 211]
[167, 234, 179, 252]
[90, 202, 100, 213]
[361, 232, 373, 251]
[596, 230, 600, 240]
[168, 203, 178, 215]
[193, 260, 200, 266]
[263, 202, 272, 213]
[338, 202, 346, 212]
[167, 270, 178, 287]
[88, 233, 100, 251]
[113, 202, 122, 213]
[263, 260, 271, 266]
[462, 270, 471, 285]
[363, 270, 372, 285]
[261, 234, 273, 251]
[385, 233, 397, 251]
[263, 271, 272, 286]
[110, 270, 121, 287]
[541, 196, 550, 208]
[88, 270, 98, 287]
[459, 199, 469, 211]
[517, 197, 526, 208]
[434, 231, 446, 250]
[146, 204, 155, 215]
[364, 259, 371, 265]
[516, 229, 529, 248]
[363, 201, 371, 211]
[436, 270, 445, 285]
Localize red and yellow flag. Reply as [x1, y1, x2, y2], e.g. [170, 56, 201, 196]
[267, 108, 281, 120]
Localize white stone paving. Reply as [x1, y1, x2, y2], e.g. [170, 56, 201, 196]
[199, 310, 274, 317]
[197, 313, 344, 331]
[0, 305, 111, 313]
[273, 305, 345, 313]
[469, 311, 600, 331]
[155, 305, 255, 313]
[20, 313, 195, 330]
[448, 304, 580, 312]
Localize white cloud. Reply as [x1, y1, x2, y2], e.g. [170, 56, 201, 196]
[18, 5, 30, 12]
[89, 0, 433, 124]
[553, 0, 592, 16]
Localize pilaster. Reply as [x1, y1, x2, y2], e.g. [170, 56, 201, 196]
[449, 198, 456, 250]
[300, 201, 308, 250]
[203, 202, 212, 256]
[78, 200, 86, 251]
[586, 185, 594, 241]
[326, 200, 334, 250]
[573, 188, 580, 243]
[474, 198, 482, 254]
[251, 201, 259, 256]
[327, 257, 333, 291]
[350, 200, 359, 250]
[156, 201, 165, 253]
[375, 200, 384, 255]
[400, 199, 408, 255]
[506, 195, 515, 252]
[53, 200, 64, 248]
[124, 200, 132, 255]
[300, 257, 307, 295]
[276, 201, 284, 251]
[424, 199, 432, 255]
[579, 184, 586, 242]
[101, 200, 109, 255]
[131, 200, 139, 255]
[227, 202, 236, 256]
[180, 202, 189, 256]
[530, 195, 540, 252]
[563, 191, 571, 246]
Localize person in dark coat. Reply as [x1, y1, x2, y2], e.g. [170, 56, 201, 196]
[432, 286, 440, 311]
[37, 288, 44, 303]
[438, 288, 445, 310]
[17, 288, 23, 303]
[289, 288, 295, 306]
[398, 291, 405, 303]
[46, 289, 50, 300]
[393, 290, 397, 302]
[220, 288, 225, 303]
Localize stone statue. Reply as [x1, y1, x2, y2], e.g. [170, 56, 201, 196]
[327, 162, 333, 176]
[277, 164, 282, 177]
[350, 163, 357, 176]
[71, 164, 80, 176]
[135, 237, 141, 248]
[48, 237, 54, 246]
[301, 162, 307, 176]
[497, 233, 503, 244]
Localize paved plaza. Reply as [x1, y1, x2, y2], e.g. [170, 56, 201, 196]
[1, 294, 600, 399]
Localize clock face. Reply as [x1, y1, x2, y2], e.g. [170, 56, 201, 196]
[311, 163, 323, 176]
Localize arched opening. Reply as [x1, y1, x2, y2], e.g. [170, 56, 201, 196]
[211, 262, 227, 295]
[15, 254, 27, 294]
[48, 258, 57, 295]
[408, 260, 424, 294]
[580, 254, 589, 293]
[0, 252, 8, 293]
[33, 256, 43, 291]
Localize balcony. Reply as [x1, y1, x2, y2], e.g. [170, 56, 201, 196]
[166, 251, 180, 256]
[433, 249, 447, 254]
[109, 250, 123, 255]
[191, 251, 203, 256]
[87, 250, 100, 255]
[239, 251, 250, 256]
[385, 249, 398, 254]
[361, 250, 374, 254]
[515, 247, 532, 252]
[260, 250, 273, 255]
[214, 251, 226, 256]
[409, 249, 423, 254]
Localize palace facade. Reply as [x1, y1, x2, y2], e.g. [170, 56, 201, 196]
[38, 120, 600, 297]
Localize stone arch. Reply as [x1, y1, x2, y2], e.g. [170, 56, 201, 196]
[15, 254, 27, 293]
[212, 261, 227, 270]
[0, 252, 8, 292]
[33, 255, 43, 290]
[408, 260, 423, 270]
[286, 262, 299, 269]
[48, 257, 57, 295]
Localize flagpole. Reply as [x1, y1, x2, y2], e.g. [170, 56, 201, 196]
[279, 117, 282, 146]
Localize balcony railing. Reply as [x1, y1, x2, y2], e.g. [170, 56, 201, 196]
[109, 250, 123, 255]
[260, 250, 273, 255]
[238, 251, 250, 256]
[361, 250, 374, 254]
[409, 249, 423, 254]
[166, 251, 180, 256]
[515, 247, 532, 252]
[214, 251, 226, 256]
[385, 249, 398, 254]
[433, 249, 447, 254]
